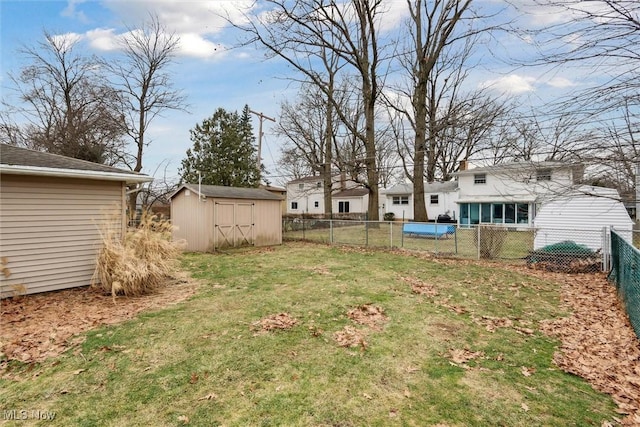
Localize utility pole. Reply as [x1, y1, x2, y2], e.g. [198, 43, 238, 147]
[249, 109, 276, 172]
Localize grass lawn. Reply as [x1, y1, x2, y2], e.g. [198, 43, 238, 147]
[0, 242, 617, 426]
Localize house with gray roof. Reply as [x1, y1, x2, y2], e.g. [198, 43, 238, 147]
[0, 143, 151, 296]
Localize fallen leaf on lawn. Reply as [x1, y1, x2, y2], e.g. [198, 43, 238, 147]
[347, 304, 388, 330]
[198, 393, 218, 401]
[521, 403, 529, 412]
[449, 348, 484, 365]
[363, 393, 372, 400]
[389, 408, 399, 417]
[514, 326, 535, 335]
[177, 415, 189, 424]
[404, 389, 411, 398]
[521, 366, 536, 377]
[73, 368, 85, 375]
[190, 372, 199, 384]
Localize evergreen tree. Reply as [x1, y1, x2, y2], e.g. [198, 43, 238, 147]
[179, 105, 261, 187]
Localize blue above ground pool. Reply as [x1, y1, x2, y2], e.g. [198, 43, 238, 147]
[402, 223, 455, 238]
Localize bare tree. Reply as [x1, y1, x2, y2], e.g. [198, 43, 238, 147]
[109, 15, 186, 218]
[530, 0, 639, 112]
[385, 0, 505, 220]
[238, 0, 387, 220]
[1, 32, 126, 164]
[276, 81, 339, 215]
[276, 146, 314, 182]
[522, 1, 639, 203]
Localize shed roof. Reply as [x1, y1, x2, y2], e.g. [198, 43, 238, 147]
[174, 184, 283, 201]
[0, 143, 151, 183]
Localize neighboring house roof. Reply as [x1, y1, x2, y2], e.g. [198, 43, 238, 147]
[334, 188, 369, 198]
[384, 181, 458, 195]
[453, 161, 572, 176]
[172, 184, 283, 201]
[0, 143, 151, 183]
[287, 176, 324, 185]
[261, 184, 286, 193]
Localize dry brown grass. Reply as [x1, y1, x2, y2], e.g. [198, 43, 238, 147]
[92, 212, 183, 297]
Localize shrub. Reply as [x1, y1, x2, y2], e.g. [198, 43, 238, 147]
[383, 212, 395, 221]
[473, 225, 508, 259]
[93, 212, 183, 297]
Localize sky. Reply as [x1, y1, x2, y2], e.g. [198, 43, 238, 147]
[0, 0, 602, 187]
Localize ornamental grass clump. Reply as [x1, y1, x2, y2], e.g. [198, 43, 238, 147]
[93, 212, 182, 297]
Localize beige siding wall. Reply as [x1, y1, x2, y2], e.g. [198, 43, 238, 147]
[171, 192, 282, 251]
[252, 199, 282, 246]
[171, 189, 213, 252]
[0, 174, 124, 297]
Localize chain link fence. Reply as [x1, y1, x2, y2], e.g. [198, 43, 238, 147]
[609, 230, 640, 339]
[283, 219, 615, 272]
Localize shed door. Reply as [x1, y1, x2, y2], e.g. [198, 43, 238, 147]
[214, 202, 255, 249]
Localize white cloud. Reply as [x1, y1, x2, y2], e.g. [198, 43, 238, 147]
[378, 0, 409, 32]
[62, 0, 89, 23]
[101, 0, 253, 36]
[177, 33, 226, 59]
[49, 32, 83, 52]
[545, 76, 576, 88]
[480, 74, 536, 94]
[86, 28, 120, 51]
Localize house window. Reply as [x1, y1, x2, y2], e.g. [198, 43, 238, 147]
[314, 201, 319, 208]
[298, 183, 304, 190]
[430, 195, 439, 205]
[517, 203, 529, 224]
[392, 196, 409, 205]
[338, 201, 350, 213]
[291, 202, 298, 210]
[492, 204, 503, 223]
[474, 174, 486, 184]
[536, 169, 552, 181]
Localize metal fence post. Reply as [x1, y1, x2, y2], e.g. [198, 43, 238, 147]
[477, 225, 481, 260]
[365, 212, 369, 246]
[454, 225, 458, 254]
[330, 219, 334, 244]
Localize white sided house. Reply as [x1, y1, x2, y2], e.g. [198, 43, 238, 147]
[454, 161, 582, 227]
[332, 188, 369, 216]
[286, 175, 366, 216]
[533, 185, 634, 251]
[382, 182, 458, 221]
[0, 143, 152, 297]
[171, 184, 283, 252]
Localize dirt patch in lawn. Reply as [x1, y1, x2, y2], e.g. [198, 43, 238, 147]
[0, 271, 199, 369]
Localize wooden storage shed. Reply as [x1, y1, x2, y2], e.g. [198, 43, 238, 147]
[171, 184, 283, 251]
[0, 143, 152, 297]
